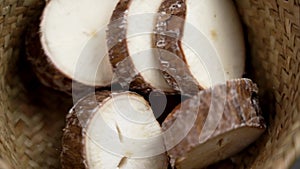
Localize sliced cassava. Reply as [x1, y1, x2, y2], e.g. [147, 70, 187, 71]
[154, 0, 245, 95]
[154, 0, 201, 96]
[26, 17, 83, 94]
[40, 0, 118, 91]
[107, 0, 174, 93]
[162, 79, 266, 169]
[61, 91, 168, 169]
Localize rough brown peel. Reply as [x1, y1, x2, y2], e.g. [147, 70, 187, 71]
[107, 0, 175, 94]
[107, 0, 143, 91]
[154, 0, 202, 96]
[61, 91, 112, 169]
[162, 78, 266, 169]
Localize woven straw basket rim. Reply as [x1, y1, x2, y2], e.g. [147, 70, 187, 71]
[0, 0, 299, 169]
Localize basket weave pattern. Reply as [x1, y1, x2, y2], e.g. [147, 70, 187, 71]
[0, 1, 72, 168]
[235, 1, 300, 169]
[0, 0, 299, 169]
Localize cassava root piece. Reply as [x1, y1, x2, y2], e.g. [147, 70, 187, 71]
[61, 91, 168, 169]
[26, 17, 85, 94]
[154, 0, 201, 96]
[154, 0, 245, 95]
[107, 0, 175, 93]
[162, 78, 266, 169]
[39, 0, 118, 91]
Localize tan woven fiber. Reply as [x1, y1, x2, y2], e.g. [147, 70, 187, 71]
[233, 0, 300, 169]
[0, 158, 12, 169]
[0, 0, 299, 169]
[0, 1, 72, 169]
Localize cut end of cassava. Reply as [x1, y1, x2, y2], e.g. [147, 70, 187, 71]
[107, 0, 175, 93]
[162, 78, 266, 169]
[40, 0, 117, 87]
[154, 0, 245, 94]
[61, 91, 168, 169]
[181, 0, 245, 88]
[26, 19, 93, 94]
[26, 17, 73, 93]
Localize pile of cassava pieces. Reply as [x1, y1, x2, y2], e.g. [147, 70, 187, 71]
[26, 0, 266, 169]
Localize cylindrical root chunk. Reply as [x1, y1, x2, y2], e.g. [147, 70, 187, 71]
[37, 0, 119, 93]
[61, 91, 168, 169]
[162, 79, 266, 169]
[26, 18, 79, 94]
[154, 0, 200, 96]
[154, 0, 245, 95]
[107, 0, 175, 94]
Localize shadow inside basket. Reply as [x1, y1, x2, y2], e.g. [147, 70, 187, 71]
[5, 47, 73, 168]
[0, 5, 73, 168]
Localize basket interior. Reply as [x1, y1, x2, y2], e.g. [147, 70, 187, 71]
[0, 0, 299, 169]
[0, 1, 72, 168]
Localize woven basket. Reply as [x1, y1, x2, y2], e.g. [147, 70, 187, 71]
[0, 0, 299, 169]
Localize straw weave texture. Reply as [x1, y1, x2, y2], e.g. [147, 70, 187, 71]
[234, 1, 300, 169]
[0, 1, 72, 168]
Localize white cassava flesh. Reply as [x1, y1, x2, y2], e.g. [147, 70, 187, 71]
[107, 0, 174, 92]
[41, 0, 117, 86]
[126, 0, 172, 91]
[155, 0, 245, 94]
[162, 79, 266, 169]
[61, 91, 168, 169]
[182, 0, 245, 88]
